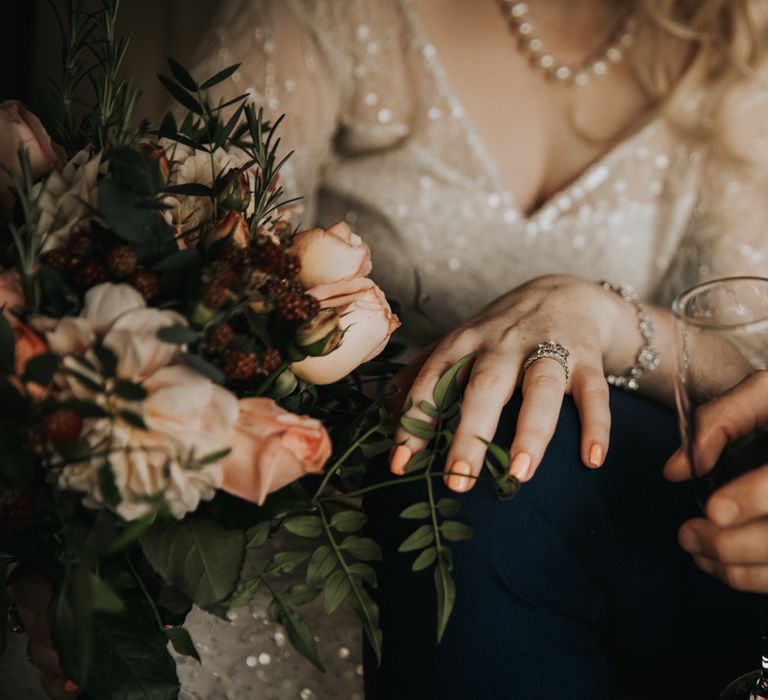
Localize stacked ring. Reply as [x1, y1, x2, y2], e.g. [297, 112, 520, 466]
[522, 339, 570, 381]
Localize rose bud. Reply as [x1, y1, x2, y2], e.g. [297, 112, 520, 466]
[0, 101, 64, 218]
[139, 141, 170, 185]
[271, 368, 298, 398]
[295, 308, 343, 357]
[289, 221, 372, 289]
[217, 167, 251, 212]
[203, 211, 250, 252]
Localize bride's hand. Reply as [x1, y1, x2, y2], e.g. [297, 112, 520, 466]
[389, 274, 623, 492]
[9, 568, 79, 699]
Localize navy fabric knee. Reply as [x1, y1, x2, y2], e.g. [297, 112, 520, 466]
[363, 389, 757, 700]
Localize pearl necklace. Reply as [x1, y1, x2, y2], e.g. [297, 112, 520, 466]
[499, 1, 636, 87]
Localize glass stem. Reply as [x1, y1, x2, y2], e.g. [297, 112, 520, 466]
[754, 595, 768, 698]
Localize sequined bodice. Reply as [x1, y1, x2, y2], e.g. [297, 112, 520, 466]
[180, 0, 768, 697]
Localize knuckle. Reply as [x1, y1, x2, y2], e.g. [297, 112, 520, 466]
[518, 424, 552, 446]
[709, 532, 732, 562]
[526, 373, 564, 394]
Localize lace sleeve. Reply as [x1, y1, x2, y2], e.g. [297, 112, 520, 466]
[190, 0, 342, 225]
[656, 73, 768, 304]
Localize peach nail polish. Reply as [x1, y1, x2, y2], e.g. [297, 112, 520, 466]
[390, 445, 412, 475]
[63, 679, 80, 695]
[510, 452, 532, 481]
[588, 443, 604, 468]
[447, 460, 472, 492]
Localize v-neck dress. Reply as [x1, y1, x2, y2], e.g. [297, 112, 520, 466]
[173, 0, 768, 697]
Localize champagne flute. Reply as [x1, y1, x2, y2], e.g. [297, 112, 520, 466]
[673, 276, 768, 700]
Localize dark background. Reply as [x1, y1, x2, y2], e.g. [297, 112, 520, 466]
[1, 3, 36, 103]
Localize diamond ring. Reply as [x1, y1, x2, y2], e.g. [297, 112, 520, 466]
[522, 339, 570, 382]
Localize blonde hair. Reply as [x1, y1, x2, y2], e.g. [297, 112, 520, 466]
[630, 0, 768, 146]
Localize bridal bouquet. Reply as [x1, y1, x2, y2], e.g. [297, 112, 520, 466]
[0, 3, 517, 698]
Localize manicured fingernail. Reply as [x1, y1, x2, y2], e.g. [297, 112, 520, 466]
[447, 460, 472, 492]
[390, 445, 412, 475]
[679, 526, 700, 553]
[510, 452, 532, 481]
[64, 679, 80, 694]
[588, 443, 604, 468]
[710, 496, 739, 526]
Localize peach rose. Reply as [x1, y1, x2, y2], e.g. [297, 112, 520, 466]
[290, 221, 372, 289]
[291, 277, 400, 384]
[0, 101, 62, 217]
[220, 397, 331, 505]
[13, 322, 48, 377]
[203, 211, 249, 251]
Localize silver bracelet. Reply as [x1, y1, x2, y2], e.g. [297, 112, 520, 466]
[599, 281, 661, 391]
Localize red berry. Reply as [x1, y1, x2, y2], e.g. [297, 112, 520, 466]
[202, 278, 231, 310]
[223, 350, 256, 382]
[251, 239, 300, 278]
[68, 230, 95, 258]
[257, 348, 283, 374]
[215, 244, 246, 269]
[106, 244, 138, 278]
[207, 323, 235, 350]
[276, 292, 320, 321]
[75, 258, 108, 289]
[41, 249, 70, 273]
[42, 409, 83, 444]
[129, 268, 160, 301]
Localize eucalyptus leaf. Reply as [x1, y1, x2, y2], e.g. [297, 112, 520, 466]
[158, 74, 203, 115]
[167, 57, 198, 92]
[346, 562, 377, 587]
[347, 584, 382, 666]
[200, 63, 242, 90]
[398, 524, 435, 553]
[399, 502, 431, 520]
[284, 515, 322, 538]
[433, 352, 476, 409]
[411, 546, 438, 572]
[165, 627, 201, 663]
[323, 570, 350, 615]
[330, 510, 367, 533]
[140, 516, 245, 608]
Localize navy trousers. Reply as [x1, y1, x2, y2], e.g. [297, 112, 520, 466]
[363, 389, 757, 699]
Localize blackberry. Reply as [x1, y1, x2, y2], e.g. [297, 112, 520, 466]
[41, 408, 83, 444]
[68, 230, 95, 258]
[207, 323, 235, 350]
[106, 244, 138, 278]
[223, 350, 256, 382]
[202, 278, 231, 310]
[276, 292, 320, 321]
[257, 348, 283, 374]
[75, 258, 108, 289]
[41, 249, 70, 273]
[129, 268, 160, 301]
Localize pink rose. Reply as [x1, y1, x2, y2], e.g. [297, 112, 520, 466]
[291, 277, 400, 384]
[0, 101, 63, 217]
[220, 398, 331, 504]
[290, 221, 372, 289]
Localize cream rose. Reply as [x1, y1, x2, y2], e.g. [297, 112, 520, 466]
[220, 398, 331, 505]
[290, 221, 372, 289]
[0, 101, 62, 217]
[291, 277, 400, 384]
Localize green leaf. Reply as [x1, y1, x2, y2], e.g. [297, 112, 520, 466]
[398, 524, 435, 552]
[165, 626, 201, 662]
[156, 325, 198, 345]
[306, 545, 336, 584]
[152, 249, 201, 273]
[182, 353, 225, 384]
[411, 546, 438, 572]
[0, 313, 15, 375]
[99, 462, 121, 508]
[284, 515, 322, 538]
[113, 379, 148, 401]
[434, 562, 456, 643]
[346, 562, 377, 586]
[404, 448, 433, 474]
[330, 510, 367, 533]
[89, 574, 124, 614]
[93, 344, 118, 379]
[436, 498, 461, 518]
[22, 352, 59, 386]
[158, 74, 203, 115]
[61, 398, 109, 419]
[109, 146, 165, 195]
[419, 401, 440, 419]
[481, 438, 512, 471]
[245, 521, 271, 549]
[347, 584, 382, 666]
[324, 570, 350, 615]
[440, 521, 474, 542]
[265, 551, 310, 575]
[274, 599, 325, 671]
[340, 536, 383, 561]
[164, 183, 214, 197]
[167, 57, 198, 92]
[158, 587, 192, 617]
[433, 352, 476, 409]
[200, 63, 242, 90]
[281, 583, 321, 606]
[399, 416, 435, 440]
[140, 516, 245, 608]
[399, 502, 431, 520]
[119, 410, 146, 429]
[197, 447, 231, 466]
[223, 578, 260, 608]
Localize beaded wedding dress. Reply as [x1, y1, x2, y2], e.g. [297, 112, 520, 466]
[175, 2, 768, 697]
[3, 0, 768, 698]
